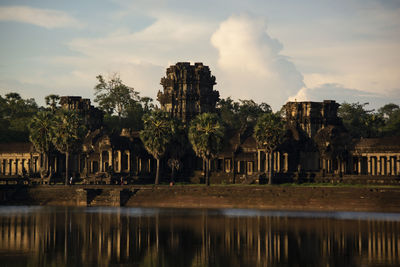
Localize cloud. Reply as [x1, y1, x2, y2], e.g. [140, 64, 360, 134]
[289, 83, 400, 109]
[211, 14, 305, 110]
[0, 6, 82, 29]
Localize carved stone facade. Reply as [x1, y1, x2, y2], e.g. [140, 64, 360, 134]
[157, 62, 219, 122]
[283, 100, 341, 138]
[60, 96, 103, 130]
[1, 63, 399, 184]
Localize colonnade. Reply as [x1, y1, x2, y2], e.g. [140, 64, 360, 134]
[352, 154, 400, 176]
[0, 153, 40, 176]
[87, 149, 151, 176]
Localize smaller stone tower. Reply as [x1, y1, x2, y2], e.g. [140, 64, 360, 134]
[283, 100, 340, 138]
[157, 62, 220, 122]
[59, 96, 103, 130]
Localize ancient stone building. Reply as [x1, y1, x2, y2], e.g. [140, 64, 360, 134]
[59, 96, 103, 130]
[283, 100, 341, 138]
[157, 62, 220, 122]
[1, 63, 400, 185]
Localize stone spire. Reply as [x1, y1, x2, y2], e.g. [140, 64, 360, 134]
[157, 62, 220, 122]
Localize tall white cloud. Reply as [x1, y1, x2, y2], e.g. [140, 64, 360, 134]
[211, 14, 305, 110]
[0, 6, 82, 29]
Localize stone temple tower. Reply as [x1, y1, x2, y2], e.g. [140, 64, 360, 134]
[282, 100, 341, 138]
[157, 62, 220, 122]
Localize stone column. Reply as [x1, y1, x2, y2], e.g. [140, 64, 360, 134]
[277, 152, 281, 173]
[381, 156, 385, 176]
[387, 157, 391, 176]
[397, 155, 400, 176]
[372, 157, 376, 175]
[126, 151, 130, 173]
[284, 153, 288, 173]
[390, 157, 395, 176]
[367, 156, 371, 175]
[13, 159, 18, 175]
[377, 156, 381, 175]
[99, 152, 103, 172]
[117, 150, 122, 173]
[108, 150, 113, 171]
[257, 150, 261, 172]
[358, 157, 362, 175]
[54, 156, 57, 173]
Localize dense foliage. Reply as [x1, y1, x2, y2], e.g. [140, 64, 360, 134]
[94, 73, 154, 131]
[254, 113, 285, 184]
[0, 93, 39, 142]
[51, 110, 87, 185]
[140, 110, 174, 184]
[189, 113, 225, 186]
[338, 102, 400, 138]
[217, 97, 272, 132]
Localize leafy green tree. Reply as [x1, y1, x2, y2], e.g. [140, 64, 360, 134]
[140, 111, 174, 185]
[379, 103, 400, 136]
[217, 97, 271, 132]
[188, 113, 225, 186]
[51, 110, 86, 185]
[28, 111, 56, 178]
[254, 113, 285, 184]
[94, 73, 139, 119]
[0, 92, 38, 142]
[338, 102, 384, 138]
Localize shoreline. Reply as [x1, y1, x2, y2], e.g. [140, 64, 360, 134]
[1, 184, 400, 213]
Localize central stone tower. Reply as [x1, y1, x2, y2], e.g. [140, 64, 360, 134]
[157, 62, 220, 122]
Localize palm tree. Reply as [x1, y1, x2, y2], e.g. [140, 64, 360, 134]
[52, 110, 86, 185]
[140, 111, 174, 185]
[28, 111, 55, 178]
[254, 113, 284, 184]
[167, 118, 188, 183]
[188, 113, 225, 186]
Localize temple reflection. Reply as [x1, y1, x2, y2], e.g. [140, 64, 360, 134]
[0, 207, 399, 266]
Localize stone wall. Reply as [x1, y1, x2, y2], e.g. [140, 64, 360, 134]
[2, 185, 400, 213]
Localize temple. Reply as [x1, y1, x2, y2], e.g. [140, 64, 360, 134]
[157, 62, 219, 122]
[0, 62, 399, 184]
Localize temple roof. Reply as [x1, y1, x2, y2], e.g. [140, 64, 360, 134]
[0, 143, 34, 153]
[353, 137, 400, 153]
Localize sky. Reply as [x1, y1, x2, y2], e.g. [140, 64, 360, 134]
[0, 0, 399, 111]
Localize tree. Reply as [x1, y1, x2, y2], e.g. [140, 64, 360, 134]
[140, 111, 174, 185]
[217, 97, 271, 132]
[254, 113, 285, 184]
[51, 110, 86, 185]
[45, 94, 60, 112]
[188, 113, 225, 186]
[338, 102, 384, 138]
[28, 111, 56, 178]
[378, 103, 400, 136]
[0, 92, 38, 142]
[167, 118, 188, 183]
[94, 73, 139, 120]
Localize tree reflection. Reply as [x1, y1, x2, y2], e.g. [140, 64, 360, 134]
[0, 207, 399, 266]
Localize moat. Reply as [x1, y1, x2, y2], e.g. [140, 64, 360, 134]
[0, 206, 399, 267]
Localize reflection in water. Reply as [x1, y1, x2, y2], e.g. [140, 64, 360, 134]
[0, 206, 400, 266]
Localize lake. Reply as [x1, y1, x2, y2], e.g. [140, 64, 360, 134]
[0, 206, 399, 266]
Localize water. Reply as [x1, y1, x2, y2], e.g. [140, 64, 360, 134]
[0, 206, 400, 267]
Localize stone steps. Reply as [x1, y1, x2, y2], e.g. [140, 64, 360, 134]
[88, 189, 121, 207]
